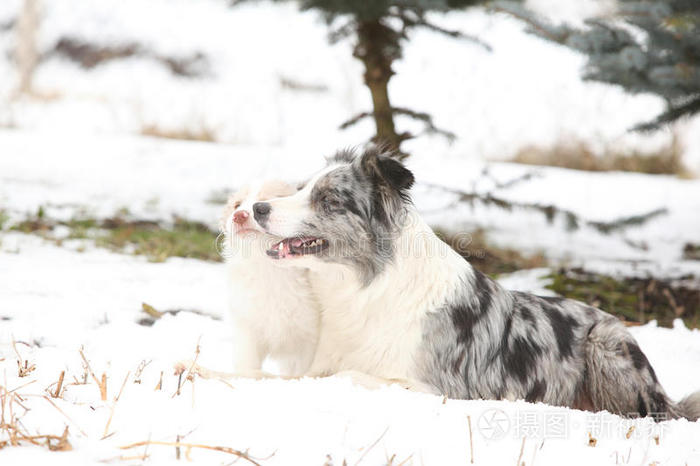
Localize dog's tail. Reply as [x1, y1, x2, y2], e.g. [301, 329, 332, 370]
[675, 390, 700, 421]
[584, 317, 700, 422]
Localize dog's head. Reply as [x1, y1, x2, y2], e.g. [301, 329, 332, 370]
[220, 179, 297, 259]
[253, 147, 414, 282]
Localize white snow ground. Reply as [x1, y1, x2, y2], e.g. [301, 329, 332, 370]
[1, 0, 700, 464]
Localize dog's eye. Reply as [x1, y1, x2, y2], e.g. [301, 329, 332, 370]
[322, 196, 341, 211]
[233, 201, 241, 209]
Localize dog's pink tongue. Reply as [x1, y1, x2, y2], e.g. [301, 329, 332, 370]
[291, 238, 304, 248]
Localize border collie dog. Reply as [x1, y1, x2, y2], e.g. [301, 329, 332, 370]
[220, 180, 320, 377]
[252, 147, 700, 421]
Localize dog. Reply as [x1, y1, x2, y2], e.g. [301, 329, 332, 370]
[218, 179, 320, 377]
[251, 147, 700, 421]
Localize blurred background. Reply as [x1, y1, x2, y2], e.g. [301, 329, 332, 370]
[1, 0, 699, 327]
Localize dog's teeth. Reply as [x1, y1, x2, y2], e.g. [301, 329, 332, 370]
[278, 243, 284, 252]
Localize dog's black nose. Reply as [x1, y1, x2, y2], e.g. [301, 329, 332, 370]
[253, 202, 271, 223]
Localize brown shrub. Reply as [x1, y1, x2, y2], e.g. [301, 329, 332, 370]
[511, 136, 691, 177]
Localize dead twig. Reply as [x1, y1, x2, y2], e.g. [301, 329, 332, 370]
[52, 371, 65, 398]
[354, 427, 389, 466]
[43, 396, 88, 437]
[12, 338, 36, 377]
[588, 432, 597, 447]
[79, 347, 107, 401]
[467, 415, 474, 464]
[155, 371, 163, 391]
[100, 373, 107, 401]
[173, 340, 201, 398]
[102, 372, 130, 438]
[119, 440, 264, 465]
[133, 360, 151, 384]
[516, 437, 526, 466]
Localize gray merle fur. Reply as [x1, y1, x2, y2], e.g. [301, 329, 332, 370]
[304, 147, 700, 421]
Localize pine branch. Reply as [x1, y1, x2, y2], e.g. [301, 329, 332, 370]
[339, 111, 373, 130]
[417, 19, 492, 51]
[388, 7, 491, 51]
[339, 107, 456, 142]
[327, 19, 356, 44]
[632, 96, 700, 131]
[489, 1, 570, 43]
[424, 183, 669, 235]
[392, 107, 457, 142]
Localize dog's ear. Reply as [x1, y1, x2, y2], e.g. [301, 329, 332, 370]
[358, 148, 414, 197]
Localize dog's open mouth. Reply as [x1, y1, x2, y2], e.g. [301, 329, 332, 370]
[266, 237, 329, 259]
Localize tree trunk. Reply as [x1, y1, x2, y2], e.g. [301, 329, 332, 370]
[353, 20, 405, 157]
[16, 0, 39, 95]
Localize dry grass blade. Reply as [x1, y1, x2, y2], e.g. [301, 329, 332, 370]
[102, 372, 130, 438]
[354, 427, 389, 465]
[119, 440, 264, 465]
[79, 348, 108, 401]
[43, 396, 88, 437]
[12, 339, 36, 377]
[467, 415, 474, 464]
[587, 432, 597, 447]
[133, 359, 151, 384]
[51, 371, 65, 398]
[173, 340, 201, 398]
[516, 437, 526, 466]
[155, 371, 163, 391]
[0, 390, 72, 451]
[8, 380, 36, 394]
[48, 426, 72, 451]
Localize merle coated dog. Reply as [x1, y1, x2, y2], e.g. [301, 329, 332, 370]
[252, 147, 700, 421]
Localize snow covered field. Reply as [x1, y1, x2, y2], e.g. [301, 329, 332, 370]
[1, 0, 700, 464]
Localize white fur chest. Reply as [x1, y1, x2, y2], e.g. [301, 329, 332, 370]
[308, 225, 466, 380]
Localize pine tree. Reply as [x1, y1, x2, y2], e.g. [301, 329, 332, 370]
[493, 0, 700, 131]
[239, 0, 503, 158]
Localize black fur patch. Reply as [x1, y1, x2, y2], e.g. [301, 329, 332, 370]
[450, 304, 486, 342]
[472, 270, 493, 313]
[518, 305, 538, 329]
[499, 313, 514, 351]
[542, 304, 579, 359]
[450, 272, 496, 342]
[649, 390, 668, 419]
[637, 392, 648, 418]
[452, 349, 466, 374]
[504, 336, 543, 384]
[618, 341, 659, 384]
[526, 379, 547, 402]
[621, 342, 646, 370]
